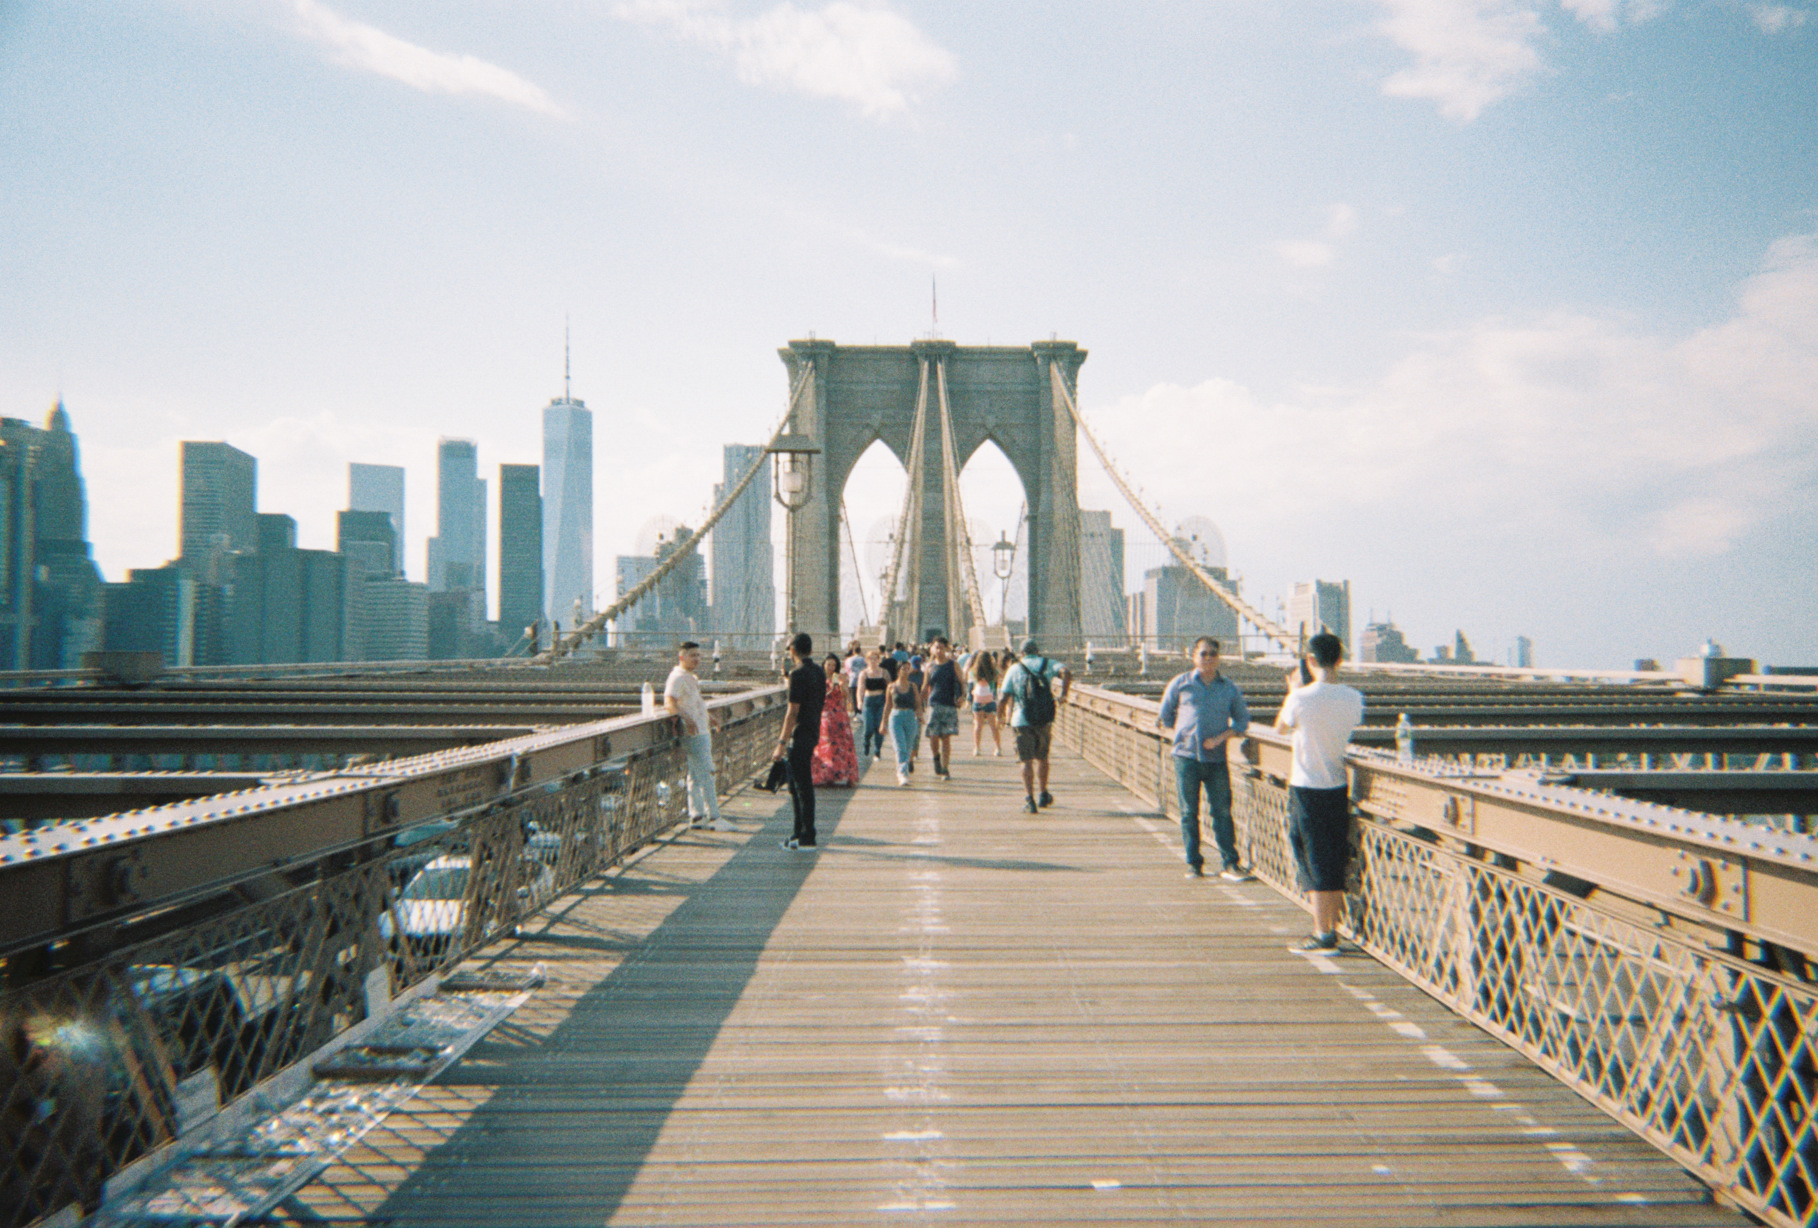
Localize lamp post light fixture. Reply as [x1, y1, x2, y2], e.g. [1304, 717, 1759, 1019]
[991, 529, 1016, 627]
[766, 433, 821, 635]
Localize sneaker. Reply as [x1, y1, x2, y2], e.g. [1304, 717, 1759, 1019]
[1023, 796, 1039, 814]
[897, 772, 909, 787]
[933, 753, 943, 775]
[994, 748, 1002, 757]
[1037, 790, 1054, 808]
[1291, 932, 1341, 954]
[797, 840, 817, 850]
[780, 838, 800, 851]
[708, 818, 736, 831]
[1219, 866, 1255, 883]
[1185, 864, 1204, 879]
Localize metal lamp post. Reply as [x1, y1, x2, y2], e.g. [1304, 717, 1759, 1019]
[767, 434, 820, 638]
[991, 530, 1016, 626]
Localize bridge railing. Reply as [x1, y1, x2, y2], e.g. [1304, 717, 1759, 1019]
[1057, 682, 1818, 1228]
[0, 686, 786, 1228]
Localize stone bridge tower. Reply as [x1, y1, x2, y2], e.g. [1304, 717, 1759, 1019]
[777, 338, 1085, 650]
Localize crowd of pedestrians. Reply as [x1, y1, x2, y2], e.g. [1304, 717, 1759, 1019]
[672, 628, 1364, 953]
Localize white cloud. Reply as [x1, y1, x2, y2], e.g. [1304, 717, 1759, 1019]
[1090, 228, 1818, 569]
[1373, 0, 1548, 121]
[1369, 0, 1668, 121]
[615, 0, 957, 119]
[286, 0, 569, 118]
[1273, 239, 1336, 268]
[1272, 203, 1358, 268]
[1748, 3, 1810, 32]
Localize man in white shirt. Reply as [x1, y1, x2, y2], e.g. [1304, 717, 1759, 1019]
[1274, 632, 1365, 953]
[664, 641, 728, 830]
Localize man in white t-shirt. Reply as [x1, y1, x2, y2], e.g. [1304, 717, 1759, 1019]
[1274, 632, 1365, 954]
[664, 641, 729, 830]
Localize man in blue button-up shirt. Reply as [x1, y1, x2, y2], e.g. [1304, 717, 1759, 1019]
[1157, 636, 1252, 880]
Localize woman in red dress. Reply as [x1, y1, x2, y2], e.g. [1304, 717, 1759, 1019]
[813, 653, 860, 786]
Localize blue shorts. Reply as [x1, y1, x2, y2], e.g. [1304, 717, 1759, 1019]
[926, 703, 960, 737]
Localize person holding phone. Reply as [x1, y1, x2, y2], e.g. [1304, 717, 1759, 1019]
[1275, 632, 1365, 953]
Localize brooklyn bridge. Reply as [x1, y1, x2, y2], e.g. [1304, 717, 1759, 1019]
[3, 341, 1814, 1228]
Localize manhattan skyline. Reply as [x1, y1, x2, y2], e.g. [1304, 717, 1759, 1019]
[2, 1, 1813, 667]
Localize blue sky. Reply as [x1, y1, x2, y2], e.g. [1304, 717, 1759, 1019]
[2, 0, 1814, 667]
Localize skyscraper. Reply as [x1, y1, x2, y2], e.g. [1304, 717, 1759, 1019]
[498, 463, 543, 637]
[348, 463, 405, 573]
[1289, 579, 1352, 655]
[0, 405, 104, 668]
[180, 441, 257, 563]
[1141, 563, 1238, 654]
[426, 439, 485, 606]
[543, 386, 592, 628]
[709, 443, 772, 646]
[1078, 509, 1126, 643]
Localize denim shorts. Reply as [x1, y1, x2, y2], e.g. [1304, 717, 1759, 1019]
[925, 703, 960, 737]
[972, 700, 997, 714]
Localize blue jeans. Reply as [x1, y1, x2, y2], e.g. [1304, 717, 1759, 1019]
[890, 709, 921, 776]
[683, 732, 718, 821]
[862, 694, 886, 759]
[1176, 756, 1236, 870]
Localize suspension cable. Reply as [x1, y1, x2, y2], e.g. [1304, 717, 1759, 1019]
[534, 362, 814, 664]
[878, 358, 931, 637]
[1047, 364, 1298, 653]
[933, 357, 991, 645]
[841, 496, 870, 629]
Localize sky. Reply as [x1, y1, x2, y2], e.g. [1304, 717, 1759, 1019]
[2, 0, 1814, 668]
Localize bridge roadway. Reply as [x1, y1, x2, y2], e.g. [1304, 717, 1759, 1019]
[284, 747, 1746, 1226]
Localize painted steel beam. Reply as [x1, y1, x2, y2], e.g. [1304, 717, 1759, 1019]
[0, 687, 786, 954]
[0, 724, 540, 756]
[1063, 683, 1818, 957]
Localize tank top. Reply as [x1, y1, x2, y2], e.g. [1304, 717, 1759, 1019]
[972, 679, 994, 703]
[864, 672, 887, 693]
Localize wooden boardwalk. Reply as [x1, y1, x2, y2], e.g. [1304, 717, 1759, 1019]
[293, 745, 1748, 1226]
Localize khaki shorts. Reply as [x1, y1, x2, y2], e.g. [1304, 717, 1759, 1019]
[1014, 723, 1052, 763]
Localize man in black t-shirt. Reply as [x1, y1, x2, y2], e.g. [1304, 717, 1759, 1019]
[773, 632, 826, 850]
[922, 636, 960, 780]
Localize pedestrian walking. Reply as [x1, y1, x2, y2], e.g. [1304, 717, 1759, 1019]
[857, 647, 889, 760]
[968, 650, 1003, 757]
[772, 633, 826, 851]
[998, 639, 1072, 813]
[1157, 636, 1252, 879]
[922, 636, 961, 779]
[663, 641, 728, 830]
[813, 653, 860, 786]
[1275, 632, 1365, 953]
[884, 658, 923, 787]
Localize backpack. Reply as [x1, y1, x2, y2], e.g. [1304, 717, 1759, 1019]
[1017, 657, 1056, 726]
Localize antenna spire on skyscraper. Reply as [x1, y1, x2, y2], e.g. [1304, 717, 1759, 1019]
[564, 314, 571, 402]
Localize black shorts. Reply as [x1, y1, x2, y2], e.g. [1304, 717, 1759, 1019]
[1288, 785, 1352, 893]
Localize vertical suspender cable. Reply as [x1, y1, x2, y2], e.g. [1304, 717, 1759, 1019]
[1047, 365, 1298, 654]
[933, 358, 991, 646]
[535, 363, 814, 664]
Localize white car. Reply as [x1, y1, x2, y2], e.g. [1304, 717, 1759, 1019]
[382, 855, 557, 957]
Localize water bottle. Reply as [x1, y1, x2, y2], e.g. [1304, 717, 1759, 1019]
[641, 682, 657, 717]
[1395, 712, 1414, 764]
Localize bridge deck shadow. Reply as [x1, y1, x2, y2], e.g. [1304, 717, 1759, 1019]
[291, 744, 1748, 1226]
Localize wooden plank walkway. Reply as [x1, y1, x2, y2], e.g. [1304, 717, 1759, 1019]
[291, 744, 1748, 1226]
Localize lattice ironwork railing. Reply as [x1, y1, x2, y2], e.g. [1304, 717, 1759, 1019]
[1057, 699, 1818, 1228]
[0, 702, 783, 1228]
